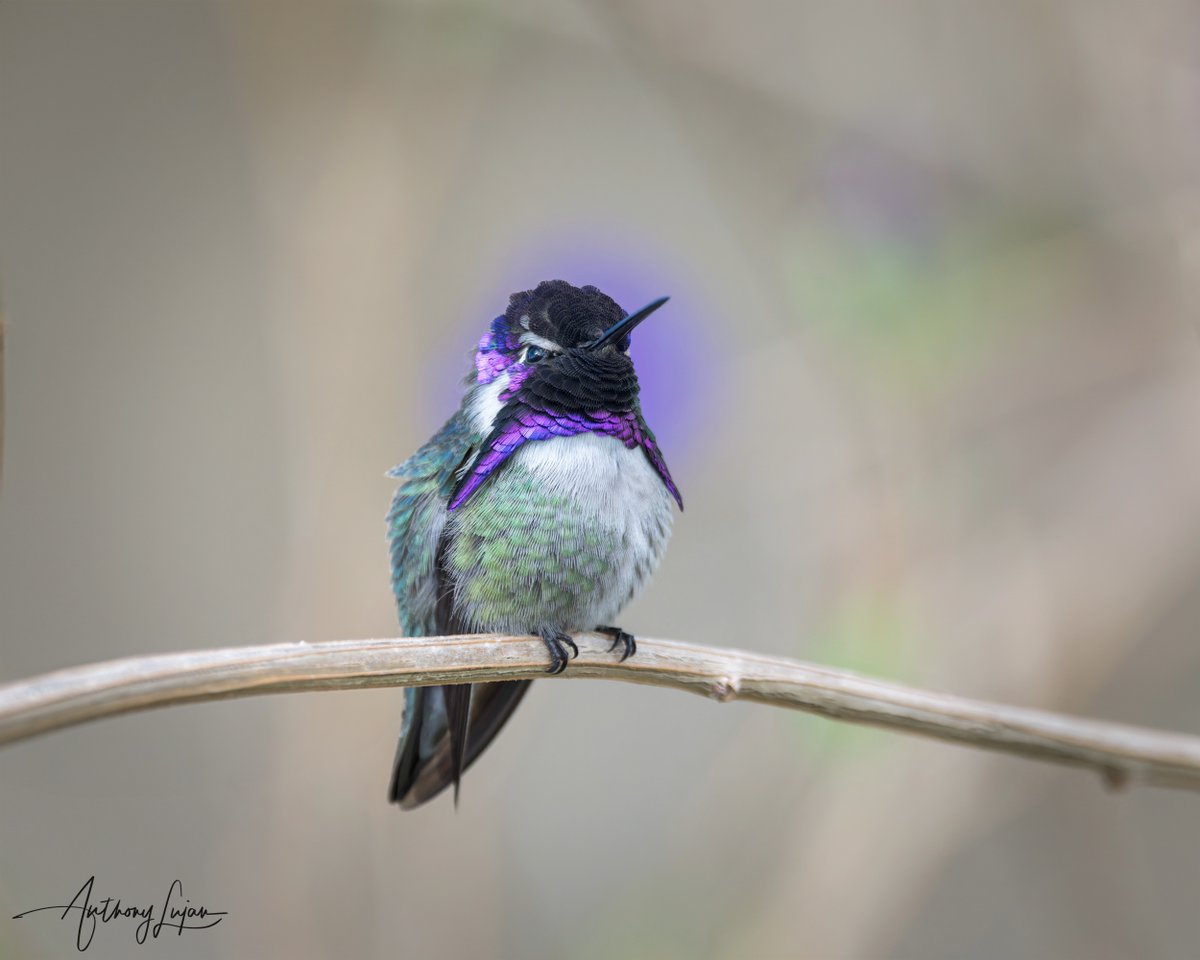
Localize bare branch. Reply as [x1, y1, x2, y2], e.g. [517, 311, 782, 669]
[1, 634, 1198, 792]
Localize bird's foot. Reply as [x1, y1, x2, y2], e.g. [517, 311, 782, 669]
[596, 625, 636, 662]
[538, 628, 578, 675]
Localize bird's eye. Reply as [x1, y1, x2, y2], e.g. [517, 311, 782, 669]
[522, 345, 548, 363]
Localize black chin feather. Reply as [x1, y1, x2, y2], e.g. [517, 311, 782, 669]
[523, 351, 640, 414]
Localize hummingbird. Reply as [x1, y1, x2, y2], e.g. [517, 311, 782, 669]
[386, 280, 682, 808]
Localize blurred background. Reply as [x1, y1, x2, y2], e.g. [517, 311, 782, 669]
[3, 1, 1200, 957]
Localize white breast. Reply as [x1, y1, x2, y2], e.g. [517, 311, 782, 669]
[516, 431, 676, 624]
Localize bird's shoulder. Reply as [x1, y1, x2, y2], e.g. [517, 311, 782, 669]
[388, 408, 477, 484]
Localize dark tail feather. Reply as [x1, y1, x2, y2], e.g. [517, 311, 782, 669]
[389, 686, 426, 805]
[465, 680, 531, 767]
[389, 680, 532, 809]
[445, 684, 471, 806]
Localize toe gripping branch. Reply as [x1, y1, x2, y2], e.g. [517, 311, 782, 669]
[537, 628, 578, 675]
[536, 626, 637, 674]
[596, 626, 636, 662]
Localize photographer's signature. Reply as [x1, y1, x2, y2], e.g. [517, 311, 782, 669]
[13, 875, 227, 951]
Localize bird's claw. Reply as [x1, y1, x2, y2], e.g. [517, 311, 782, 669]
[538, 629, 579, 675]
[596, 626, 636, 662]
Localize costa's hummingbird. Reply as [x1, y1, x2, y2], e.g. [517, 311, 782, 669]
[386, 280, 682, 807]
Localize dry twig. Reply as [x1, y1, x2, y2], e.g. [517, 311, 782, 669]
[1, 634, 1198, 792]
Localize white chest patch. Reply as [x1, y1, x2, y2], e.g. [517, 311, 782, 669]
[515, 431, 676, 625]
[516, 432, 667, 518]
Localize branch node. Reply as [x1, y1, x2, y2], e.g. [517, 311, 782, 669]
[710, 675, 740, 703]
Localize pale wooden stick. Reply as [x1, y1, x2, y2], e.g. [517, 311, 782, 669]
[1, 634, 1197, 792]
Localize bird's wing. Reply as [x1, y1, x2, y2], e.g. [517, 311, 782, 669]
[387, 410, 473, 804]
[386, 411, 475, 638]
[387, 408, 531, 807]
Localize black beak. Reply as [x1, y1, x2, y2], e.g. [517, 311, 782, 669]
[586, 296, 669, 351]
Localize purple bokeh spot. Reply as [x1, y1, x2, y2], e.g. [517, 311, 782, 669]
[424, 230, 714, 470]
[820, 137, 941, 255]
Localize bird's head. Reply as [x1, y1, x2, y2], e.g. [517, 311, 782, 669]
[451, 280, 680, 510]
[471, 279, 666, 418]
